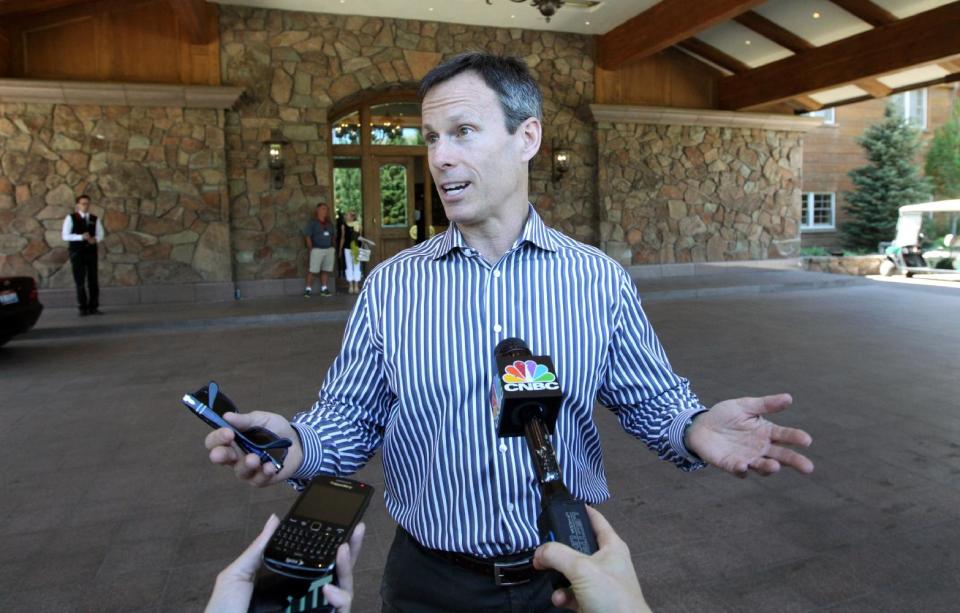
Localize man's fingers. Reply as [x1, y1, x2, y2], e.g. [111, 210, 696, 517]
[234, 453, 268, 481]
[209, 445, 240, 466]
[766, 445, 815, 474]
[748, 457, 780, 476]
[771, 424, 813, 448]
[754, 393, 793, 416]
[205, 427, 236, 451]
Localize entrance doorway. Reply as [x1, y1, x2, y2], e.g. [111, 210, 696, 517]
[329, 96, 448, 270]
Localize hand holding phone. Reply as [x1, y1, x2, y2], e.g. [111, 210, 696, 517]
[263, 476, 374, 580]
[182, 381, 293, 472]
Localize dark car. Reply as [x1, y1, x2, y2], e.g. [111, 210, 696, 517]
[0, 276, 44, 346]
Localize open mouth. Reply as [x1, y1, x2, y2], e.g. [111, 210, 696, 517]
[441, 181, 471, 196]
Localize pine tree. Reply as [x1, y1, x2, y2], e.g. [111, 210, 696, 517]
[924, 99, 960, 199]
[842, 105, 931, 251]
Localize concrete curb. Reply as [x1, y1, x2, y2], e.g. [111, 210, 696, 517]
[19, 273, 868, 341]
[21, 309, 353, 341]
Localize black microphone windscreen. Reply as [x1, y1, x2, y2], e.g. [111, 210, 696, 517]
[495, 337, 530, 359]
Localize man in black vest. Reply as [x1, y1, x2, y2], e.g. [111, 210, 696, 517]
[61, 194, 104, 316]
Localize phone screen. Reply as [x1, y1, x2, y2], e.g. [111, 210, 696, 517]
[294, 486, 368, 527]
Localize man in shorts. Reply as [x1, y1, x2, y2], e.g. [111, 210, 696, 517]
[303, 202, 336, 297]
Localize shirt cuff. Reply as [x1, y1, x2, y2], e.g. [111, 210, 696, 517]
[288, 422, 324, 486]
[667, 407, 710, 465]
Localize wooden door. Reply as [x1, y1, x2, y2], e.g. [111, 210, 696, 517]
[365, 156, 415, 263]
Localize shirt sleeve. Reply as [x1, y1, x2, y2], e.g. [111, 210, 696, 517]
[597, 269, 708, 471]
[62, 215, 82, 242]
[290, 286, 395, 481]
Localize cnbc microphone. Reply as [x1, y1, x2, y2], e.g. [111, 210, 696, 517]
[491, 338, 598, 569]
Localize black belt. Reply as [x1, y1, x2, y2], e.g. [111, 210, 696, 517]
[403, 528, 539, 586]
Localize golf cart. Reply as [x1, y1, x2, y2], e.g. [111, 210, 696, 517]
[879, 200, 960, 277]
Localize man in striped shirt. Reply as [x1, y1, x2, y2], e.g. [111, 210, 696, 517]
[207, 53, 814, 612]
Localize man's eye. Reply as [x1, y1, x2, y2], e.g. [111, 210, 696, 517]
[458, 126, 472, 136]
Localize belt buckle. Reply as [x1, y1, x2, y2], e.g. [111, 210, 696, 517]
[493, 558, 532, 587]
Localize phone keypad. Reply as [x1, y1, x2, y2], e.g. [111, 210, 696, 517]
[274, 518, 346, 564]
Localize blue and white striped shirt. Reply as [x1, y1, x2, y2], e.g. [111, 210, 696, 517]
[292, 206, 706, 557]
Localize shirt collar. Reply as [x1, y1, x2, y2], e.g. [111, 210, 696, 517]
[432, 204, 558, 260]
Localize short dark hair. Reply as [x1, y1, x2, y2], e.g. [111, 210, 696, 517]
[76, 194, 91, 204]
[419, 52, 543, 134]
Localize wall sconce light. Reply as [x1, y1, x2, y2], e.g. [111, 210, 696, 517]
[263, 134, 289, 190]
[553, 146, 571, 182]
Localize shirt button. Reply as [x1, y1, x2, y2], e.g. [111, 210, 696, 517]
[499, 444, 507, 453]
[494, 324, 502, 333]
[493, 270, 501, 278]
[507, 503, 514, 512]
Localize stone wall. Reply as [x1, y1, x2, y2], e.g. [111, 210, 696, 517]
[220, 6, 597, 279]
[0, 103, 231, 288]
[597, 122, 804, 266]
[802, 255, 882, 276]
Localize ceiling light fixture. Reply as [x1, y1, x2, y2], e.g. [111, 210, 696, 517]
[812, 11, 821, 19]
[744, 39, 752, 45]
[488, 0, 565, 23]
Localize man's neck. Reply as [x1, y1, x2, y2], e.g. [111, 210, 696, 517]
[458, 205, 529, 264]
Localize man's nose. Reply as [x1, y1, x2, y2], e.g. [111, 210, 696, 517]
[429, 138, 457, 170]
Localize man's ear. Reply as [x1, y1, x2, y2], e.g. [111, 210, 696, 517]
[517, 116, 542, 163]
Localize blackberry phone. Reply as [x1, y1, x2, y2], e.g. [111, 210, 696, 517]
[263, 476, 374, 579]
[181, 381, 292, 472]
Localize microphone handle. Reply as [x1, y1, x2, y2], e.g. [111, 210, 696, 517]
[538, 482, 599, 589]
[538, 483, 599, 556]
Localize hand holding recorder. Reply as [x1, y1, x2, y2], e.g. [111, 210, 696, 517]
[533, 506, 651, 613]
[183, 381, 304, 486]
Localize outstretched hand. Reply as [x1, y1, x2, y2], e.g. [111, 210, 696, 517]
[686, 393, 814, 477]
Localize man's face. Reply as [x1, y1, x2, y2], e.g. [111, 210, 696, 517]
[316, 205, 328, 221]
[422, 72, 533, 230]
[76, 198, 90, 214]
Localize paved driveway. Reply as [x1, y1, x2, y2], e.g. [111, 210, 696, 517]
[1, 280, 958, 612]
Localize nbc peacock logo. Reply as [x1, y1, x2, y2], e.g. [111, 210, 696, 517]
[502, 360, 559, 392]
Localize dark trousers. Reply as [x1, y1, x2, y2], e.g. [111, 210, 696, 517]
[380, 527, 570, 613]
[69, 248, 99, 312]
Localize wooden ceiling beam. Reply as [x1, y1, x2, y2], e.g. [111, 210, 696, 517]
[734, 10, 893, 101]
[853, 78, 892, 98]
[167, 0, 211, 44]
[939, 59, 960, 73]
[0, 0, 92, 17]
[829, 0, 897, 27]
[718, 2, 960, 110]
[791, 95, 823, 112]
[733, 10, 813, 53]
[676, 38, 750, 74]
[597, 0, 765, 70]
